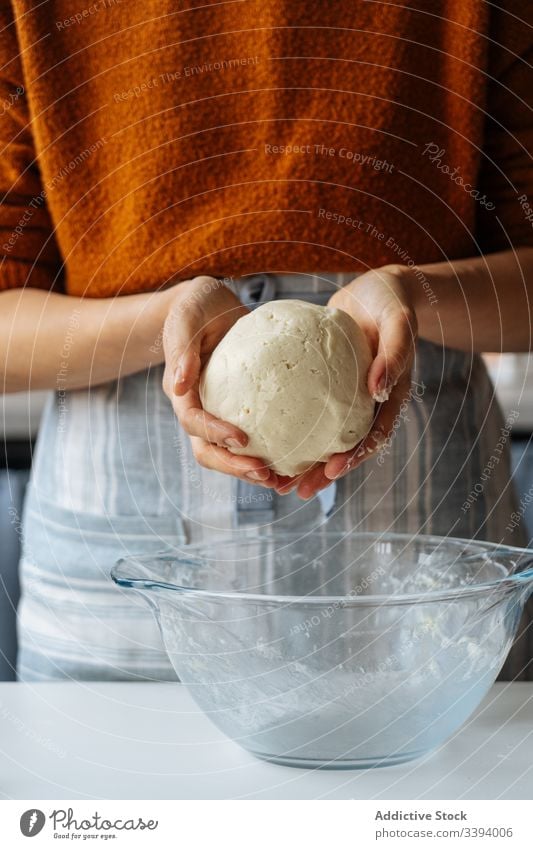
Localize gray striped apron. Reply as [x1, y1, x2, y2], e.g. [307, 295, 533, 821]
[16, 272, 529, 681]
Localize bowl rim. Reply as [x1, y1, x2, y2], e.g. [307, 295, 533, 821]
[111, 531, 533, 607]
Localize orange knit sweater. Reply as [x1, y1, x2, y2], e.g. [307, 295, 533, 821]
[0, 0, 532, 297]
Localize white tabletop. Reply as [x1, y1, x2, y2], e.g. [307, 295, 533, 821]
[0, 682, 531, 800]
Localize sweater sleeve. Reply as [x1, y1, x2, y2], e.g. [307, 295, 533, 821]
[476, 2, 533, 252]
[0, 2, 63, 291]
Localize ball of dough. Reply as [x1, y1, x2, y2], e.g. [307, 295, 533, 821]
[199, 299, 375, 476]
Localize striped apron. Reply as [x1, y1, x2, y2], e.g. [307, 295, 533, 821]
[16, 272, 529, 681]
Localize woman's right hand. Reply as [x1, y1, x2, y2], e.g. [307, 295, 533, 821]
[162, 276, 279, 488]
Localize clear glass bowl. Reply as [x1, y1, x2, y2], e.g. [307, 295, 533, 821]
[112, 532, 533, 769]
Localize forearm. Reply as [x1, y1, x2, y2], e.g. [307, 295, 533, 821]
[1, 287, 174, 393]
[391, 247, 533, 352]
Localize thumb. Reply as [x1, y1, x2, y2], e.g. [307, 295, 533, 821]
[174, 344, 201, 395]
[367, 309, 415, 402]
[163, 303, 203, 396]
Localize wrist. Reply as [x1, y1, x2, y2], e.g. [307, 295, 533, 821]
[379, 263, 427, 319]
[386, 265, 438, 316]
[112, 289, 172, 367]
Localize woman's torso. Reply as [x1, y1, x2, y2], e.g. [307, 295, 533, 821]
[5, 0, 503, 295]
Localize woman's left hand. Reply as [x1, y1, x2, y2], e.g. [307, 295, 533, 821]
[276, 265, 418, 499]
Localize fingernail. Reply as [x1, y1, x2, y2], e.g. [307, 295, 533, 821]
[174, 364, 185, 391]
[372, 377, 391, 403]
[246, 470, 270, 482]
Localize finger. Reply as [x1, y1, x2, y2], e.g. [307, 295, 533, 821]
[163, 302, 205, 395]
[297, 463, 330, 500]
[174, 345, 201, 395]
[325, 379, 411, 481]
[371, 374, 412, 443]
[324, 427, 386, 480]
[191, 438, 278, 486]
[275, 474, 301, 495]
[304, 476, 338, 501]
[368, 308, 416, 402]
[275, 462, 320, 495]
[173, 388, 248, 448]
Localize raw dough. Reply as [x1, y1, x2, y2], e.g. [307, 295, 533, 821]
[199, 299, 375, 476]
